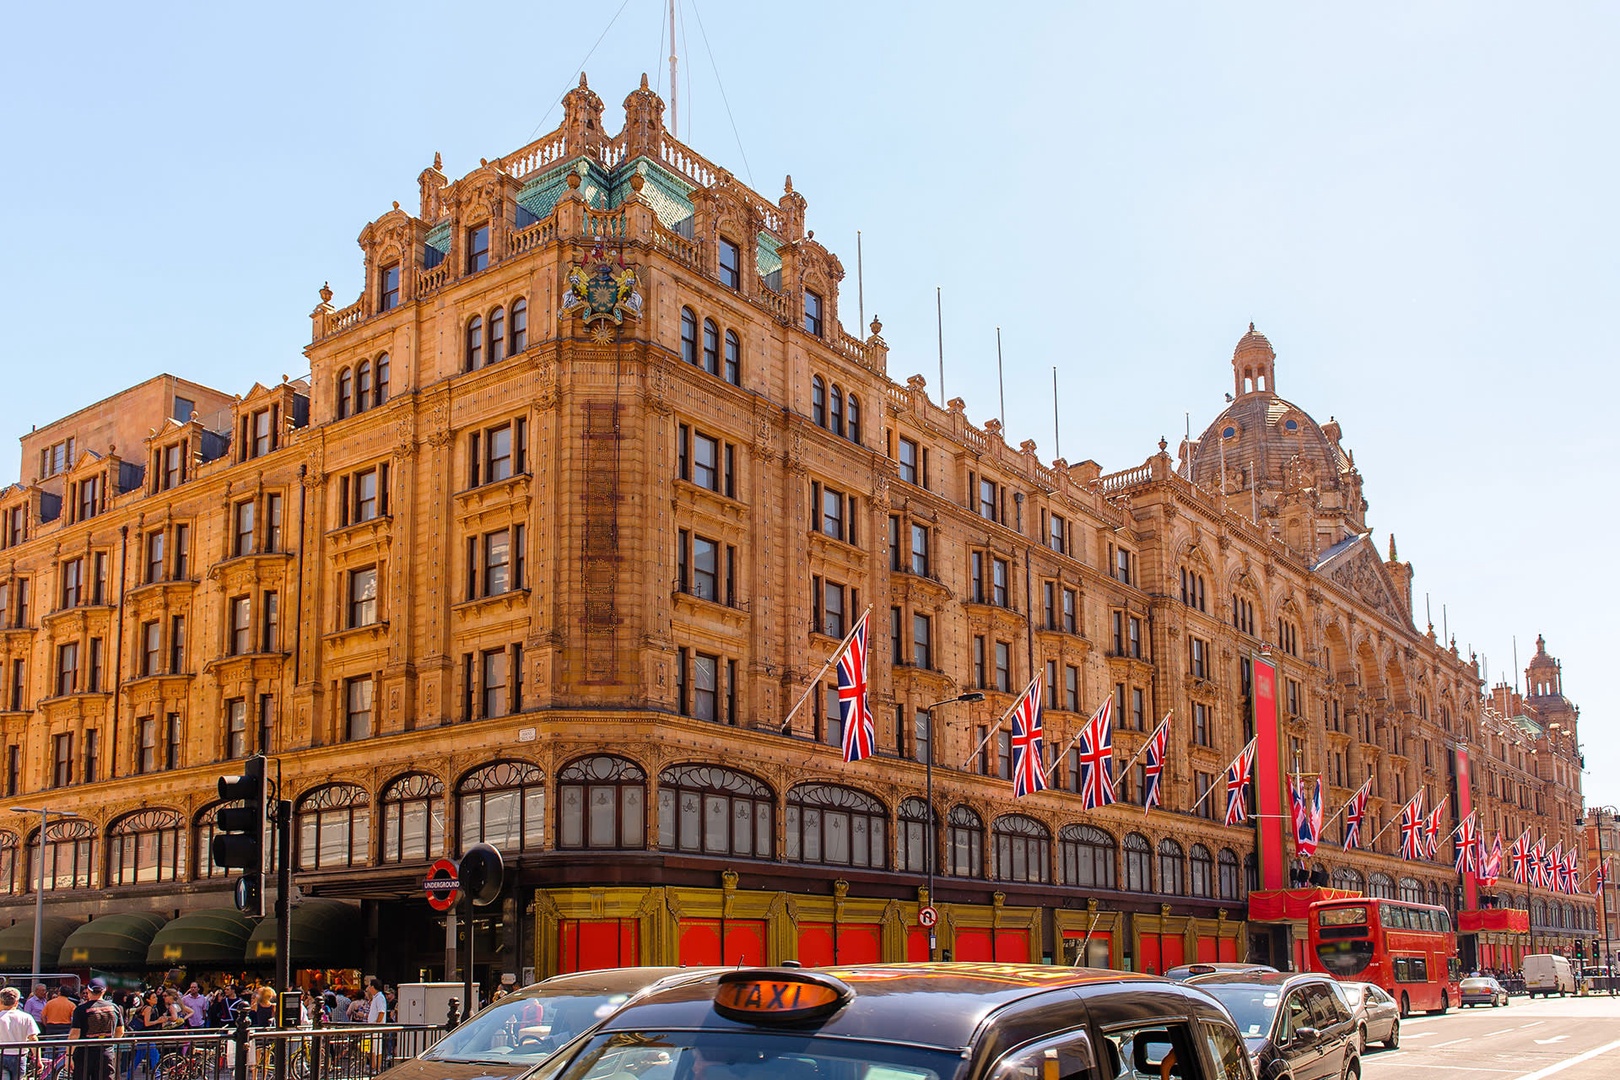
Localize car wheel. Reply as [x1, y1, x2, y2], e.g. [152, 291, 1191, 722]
[1400, 992, 1411, 1018]
[1384, 1020, 1400, 1050]
[1342, 1055, 1361, 1080]
[1358, 1024, 1367, 1054]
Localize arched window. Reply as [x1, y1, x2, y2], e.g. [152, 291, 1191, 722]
[1369, 872, 1396, 900]
[701, 319, 720, 375]
[658, 765, 773, 858]
[1060, 824, 1116, 888]
[28, 819, 96, 891]
[0, 832, 17, 895]
[297, 783, 370, 870]
[723, 330, 740, 385]
[1217, 848, 1241, 899]
[1123, 833, 1152, 892]
[380, 773, 445, 864]
[107, 809, 184, 885]
[337, 368, 353, 419]
[947, 806, 983, 878]
[1332, 867, 1365, 893]
[1158, 838, 1185, 895]
[374, 353, 390, 406]
[1399, 877, 1423, 904]
[811, 376, 826, 427]
[680, 307, 698, 366]
[786, 784, 886, 869]
[992, 814, 1050, 883]
[458, 761, 545, 851]
[846, 394, 861, 443]
[1244, 853, 1258, 896]
[897, 797, 935, 874]
[511, 298, 528, 352]
[489, 306, 507, 364]
[829, 386, 844, 437]
[558, 755, 645, 850]
[356, 360, 373, 413]
[465, 315, 484, 371]
[1531, 899, 1546, 926]
[1189, 844, 1214, 898]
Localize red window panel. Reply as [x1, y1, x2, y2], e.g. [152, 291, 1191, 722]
[557, 918, 639, 974]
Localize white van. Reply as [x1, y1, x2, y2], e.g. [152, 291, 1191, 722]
[1523, 953, 1576, 997]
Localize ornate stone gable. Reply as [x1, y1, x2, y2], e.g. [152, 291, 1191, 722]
[1316, 536, 1407, 624]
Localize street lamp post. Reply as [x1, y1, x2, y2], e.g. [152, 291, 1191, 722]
[922, 692, 984, 960]
[10, 807, 72, 981]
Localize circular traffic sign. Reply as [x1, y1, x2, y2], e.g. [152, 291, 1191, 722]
[425, 857, 460, 911]
[918, 905, 939, 928]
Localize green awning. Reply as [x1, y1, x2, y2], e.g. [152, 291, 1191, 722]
[146, 908, 258, 967]
[59, 912, 169, 970]
[0, 916, 82, 971]
[245, 899, 361, 968]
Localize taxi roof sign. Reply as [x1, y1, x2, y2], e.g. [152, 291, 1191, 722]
[713, 969, 850, 1024]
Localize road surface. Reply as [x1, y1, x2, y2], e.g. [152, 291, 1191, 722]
[1361, 991, 1620, 1080]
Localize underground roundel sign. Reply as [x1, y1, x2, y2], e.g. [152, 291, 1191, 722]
[424, 857, 460, 911]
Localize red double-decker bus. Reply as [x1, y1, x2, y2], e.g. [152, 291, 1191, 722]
[1306, 897, 1462, 1016]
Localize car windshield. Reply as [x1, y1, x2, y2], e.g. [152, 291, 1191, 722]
[1199, 985, 1281, 1040]
[550, 1029, 962, 1080]
[1460, 978, 1491, 989]
[426, 989, 638, 1063]
[1339, 984, 1364, 1006]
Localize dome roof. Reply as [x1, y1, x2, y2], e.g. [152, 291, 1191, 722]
[1233, 323, 1275, 366]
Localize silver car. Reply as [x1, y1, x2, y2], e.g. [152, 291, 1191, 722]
[1338, 981, 1400, 1052]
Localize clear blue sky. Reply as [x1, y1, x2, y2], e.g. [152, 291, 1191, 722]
[3, 2, 1616, 805]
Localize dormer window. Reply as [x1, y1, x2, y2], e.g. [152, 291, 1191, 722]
[466, 224, 490, 273]
[719, 238, 741, 290]
[379, 263, 401, 311]
[803, 289, 823, 337]
[1222, 426, 1237, 439]
[75, 475, 101, 522]
[160, 443, 185, 490]
[1284, 418, 1299, 432]
[252, 409, 274, 458]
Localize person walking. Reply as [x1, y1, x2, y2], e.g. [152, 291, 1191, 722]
[0, 987, 41, 1080]
[179, 985, 208, 1032]
[22, 987, 46, 1027]
[40, 987, 75, 1038]
[67, 980, 123, 1080]
[363, 979, 388, 1071]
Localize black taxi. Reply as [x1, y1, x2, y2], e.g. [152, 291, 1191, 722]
[522, 963, 1254, 1080]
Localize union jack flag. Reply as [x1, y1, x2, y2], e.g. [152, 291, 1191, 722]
[1076, 697, 1116, 809]
[1342, 778, 1373, 850]
[1563, 849, 1580, 894]
[836, 610, 874, 763]
[1223, 739, 1257, 826]
[1550, 842, 1566, 893]
[1423, 795, 1448, 860]
[1479, 834, 1503, 886]
[1596, 859, 1610, 896]
[1009, 675, 1046, 798]
[1510, 831, 1532, 885]
[1289, 776, 1322, 858]
[1141, 715, 1171, 813]
[1399, 794, 1426, 860]
[1532, 837, 1548, 889]
[1454, 812, 1479, 873]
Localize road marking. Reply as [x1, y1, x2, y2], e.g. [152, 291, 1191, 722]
[1482, 1029, 1517, 1037]
[1533, 1035, 1569, 1045]
[1432, 1038, 1471, 1047]
[1406, 1030, 1437, 1038]
[1519, 1021, 1546, 1028]
[1510, 1036, 1620, 1080]
[1386, 1066, 1517, 1074]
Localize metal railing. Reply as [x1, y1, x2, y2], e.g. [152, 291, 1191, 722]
[0, 1024, 447, 1080]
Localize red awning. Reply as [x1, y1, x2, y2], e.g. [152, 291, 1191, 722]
[1458, 908, 1530, 934]
[1248, 888, 1362, 922]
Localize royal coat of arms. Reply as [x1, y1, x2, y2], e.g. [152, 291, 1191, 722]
[559, 250, 644, 342]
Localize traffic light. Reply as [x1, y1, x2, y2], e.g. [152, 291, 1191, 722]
[212, 754, 267, 917]
[1575, 940, 1586, 960]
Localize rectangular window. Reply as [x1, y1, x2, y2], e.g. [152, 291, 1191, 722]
[7, 659, 23, 712]
[341, 463, 389, 525]
[233, 500, 255, 557]
[994, 640, 1011, 692]
[1195, 772, 1215, 820]
[1128, 615, 1142, 658]
[466, 224, 490, 273]
[146, 530, 164, 584]
[819, 578, 847, 638]
[481, 648, 508, 719]
[53, 733, 71, 787]
[256, 697, 272, 755]
[1111, 544, 1133, 585]
[973, 635, 987, 689]
[87, 638, 103, 693]
[803, 289, 823, 336]
[1048, 513, 1066, 553]
[484, 529, 512, 596]
[141, 620, 160, 677]
[472, 419, 526, 486]
[76, 475, 100, 521]
[55, 641, 79, 697]
[229, 596, 251, 655]
[1193, 702, 1211, 746]
[1111, 610, 1124, 655]
[173, 524, 190, 579]
[266, 493, 283, 552]
[912, 613, 932, 670]
[992, 557, 1009, 606]
[1131, 686, 1145, 729]
[898, 437, 920, 485]
[261, 592, 279, 653]
[915, 710, 932, 765]
[60, 557, 83, 608]
[1190, 636, 1209, 679]
[226, 698, 248, 758]
[345, 676, 374, 740]
[138, 717, 157, 774]
[679, 649, 720, 721]
[910, 523, 929, 575]
[2, 507, 24, 547]
[1065, 665, 1080, 712]
[348, 566, 378, 628]
[91, 552, 107, 605]
[690, 534, 719, 601]
[718, 237, 741, 289]
[997, 730, 1012, 780]
[978, 476, 999, 522]
[379, 262, 401, 311]
[1063, 587, 1077, 633]
[251, 409, 274, 458]
[168, 712, 183, 768]
[169, 614, 185, 672]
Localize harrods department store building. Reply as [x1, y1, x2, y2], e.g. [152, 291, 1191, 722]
[0, 75, 1592, 983]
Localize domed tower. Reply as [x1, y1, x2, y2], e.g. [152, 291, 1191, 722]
[1182, 325, 1369, 558]
[1525, 635, 1577, 737]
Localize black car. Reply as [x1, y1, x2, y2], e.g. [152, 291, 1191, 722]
[1194, 972, 1360, 1080]
[523, 962, 1256, 1080]
[1166, 963, 1279, 983]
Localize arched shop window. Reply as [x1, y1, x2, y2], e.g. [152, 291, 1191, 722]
[379, 773, 445, 864]
[947, 806, 984, 878]
[786, 783, 886, 869]
[557, 755, 645, 850]
[1059, 824, 1116, 889]
[296, 783, 370, 870]
[658, 764, 773, 858]
[458, 761, 544, 851]
[992, 814, 1050, 883]
[107, 808, 184, 885]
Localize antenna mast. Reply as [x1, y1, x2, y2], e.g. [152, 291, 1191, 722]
[668, 0, 679, 138]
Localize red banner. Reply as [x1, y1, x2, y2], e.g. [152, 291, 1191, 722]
[1456, 747, 1476, 910]
[1458, 908, 1529, 934]
[1248, 888, 1361, 922]
[1254, 656, 1286, 890]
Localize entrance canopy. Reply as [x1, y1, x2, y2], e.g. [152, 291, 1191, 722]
[0, 917, 81, 971]
[1247, 888, 1360, 922]
[60, 912, 170, 969]
[245, 899, 361, 967]
[147, 908, 257, 967]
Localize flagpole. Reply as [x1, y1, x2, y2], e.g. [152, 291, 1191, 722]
[1320, 777, 1373, 832]
[780, 606, 872, 735]
[1189, 739, 1256, 815]
[1041, 697, 1112, 780]
[1106, 713, 1173, 790]
[960, 676, 1038, 769]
